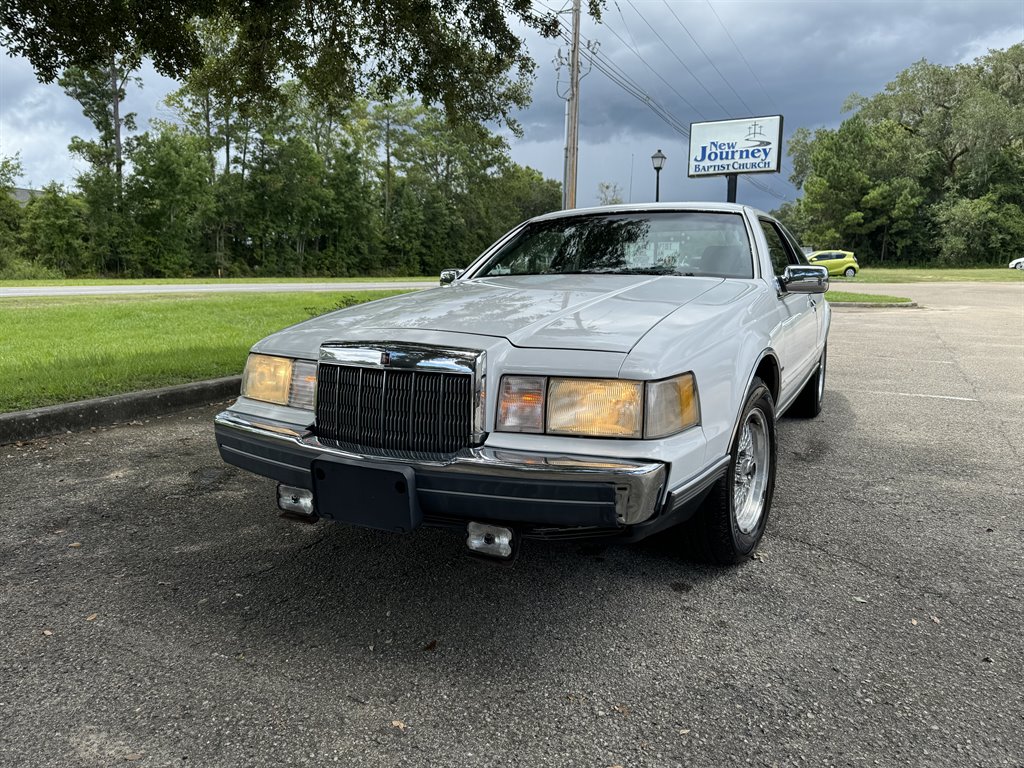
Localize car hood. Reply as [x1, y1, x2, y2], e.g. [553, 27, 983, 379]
[256, 274, 735, 355]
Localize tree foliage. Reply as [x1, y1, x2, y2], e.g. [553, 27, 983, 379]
[778, 44, 1024, 265]
[18, 183, 90, 275]
[9, 77, 561, 278]
[596, 181, 624, 205]
[0, 0, 602, 129]
[0, 154, 23, 256]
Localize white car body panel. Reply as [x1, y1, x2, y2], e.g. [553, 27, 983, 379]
[217, 202, 830, 538]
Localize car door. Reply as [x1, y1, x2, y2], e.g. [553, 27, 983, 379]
[816, 252, 837, 274]
[758, 219, 821, 398]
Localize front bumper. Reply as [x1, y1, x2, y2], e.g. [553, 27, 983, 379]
[214, 410, 726, 540]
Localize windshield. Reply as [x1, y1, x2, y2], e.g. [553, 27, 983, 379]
[476, 211, 753, 279]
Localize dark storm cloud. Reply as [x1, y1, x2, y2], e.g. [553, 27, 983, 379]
[1, 0, 1021, 211]
[0, 53, 177, 188]
[0, 54, 94, 186]
[515, 0, 1022, 208]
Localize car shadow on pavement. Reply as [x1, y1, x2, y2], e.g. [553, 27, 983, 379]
[117, 394, 862, 693]
[128, 493, 730, 689]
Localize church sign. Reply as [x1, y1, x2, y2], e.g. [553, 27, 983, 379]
[688, 116, 783, 178]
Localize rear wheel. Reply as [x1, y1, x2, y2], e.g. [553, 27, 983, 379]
[844, 266, 857, 277]
[788, 345, 826, 419]
[696, 378, 777, 564]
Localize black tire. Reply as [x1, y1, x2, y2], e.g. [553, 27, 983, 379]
[788, 345, 826, 419]
[844, 267, 857, 277]
[696, 377, 777, 565]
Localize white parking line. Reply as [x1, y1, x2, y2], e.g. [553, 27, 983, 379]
[847, 390, 978, 402]
[832, 354, 955, 364]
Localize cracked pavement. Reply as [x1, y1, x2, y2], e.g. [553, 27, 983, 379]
[0, 282, 1021, 767]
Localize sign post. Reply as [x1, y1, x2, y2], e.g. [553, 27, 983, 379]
[688, 116, 783, 203]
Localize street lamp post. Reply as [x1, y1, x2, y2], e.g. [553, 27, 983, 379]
[651, 149, 667, 202]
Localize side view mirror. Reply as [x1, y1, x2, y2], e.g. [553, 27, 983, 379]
[780, 265, 829, 294]
[439, 268, 463, 287]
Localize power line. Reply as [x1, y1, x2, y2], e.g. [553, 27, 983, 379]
[551, 19, 692, 137]
[625, 0, 731, 117]
[704, 0, 781, 113]
[539, 3, 789, 202]
[598, 14, 706, 120]
[660, 0, 754, 114]
[700, 0, 792, 198]
[541, 3, 697, 136]
[638, 2, 791, 199]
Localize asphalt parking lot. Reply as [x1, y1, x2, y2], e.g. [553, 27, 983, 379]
[1, 282, 1022, 767]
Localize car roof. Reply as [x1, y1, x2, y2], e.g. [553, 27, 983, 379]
[529, 201, 771, 223]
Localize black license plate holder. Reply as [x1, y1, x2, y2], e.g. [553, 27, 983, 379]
[311, 457, 421, 533]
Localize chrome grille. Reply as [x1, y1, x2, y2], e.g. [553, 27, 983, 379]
[315, 363, 475, 455]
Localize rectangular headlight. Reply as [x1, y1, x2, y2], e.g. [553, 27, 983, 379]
[645, 373, 700, 438]
[242, 354, 293, 405]
[547, 378, 643, 438]
[496, 376, 545, 433]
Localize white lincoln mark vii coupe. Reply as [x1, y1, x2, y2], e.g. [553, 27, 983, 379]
[214, 203, 830, 564]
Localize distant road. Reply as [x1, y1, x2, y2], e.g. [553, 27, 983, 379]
[0, 281, 432, 298]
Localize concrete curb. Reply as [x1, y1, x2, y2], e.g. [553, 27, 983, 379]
[832, 301, 918, 308]
[0, 376, 241, 445]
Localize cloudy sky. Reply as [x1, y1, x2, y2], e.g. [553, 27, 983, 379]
[1, 0, 1022, 212]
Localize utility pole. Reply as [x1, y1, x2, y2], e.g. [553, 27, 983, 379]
[110, 56, 123, 202]
[562, 0, 582, 210]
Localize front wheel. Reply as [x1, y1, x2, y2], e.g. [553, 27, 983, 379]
[1016, 263, 1024, 270]
[697, 378, 777, 564]
[844, 267, 857, 277]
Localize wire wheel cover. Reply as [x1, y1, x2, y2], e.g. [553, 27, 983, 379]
[733, 408, 770, 534]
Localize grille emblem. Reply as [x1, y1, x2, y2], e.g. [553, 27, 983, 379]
[380, 351, 391, 366]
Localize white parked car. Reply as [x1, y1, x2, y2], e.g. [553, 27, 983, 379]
[215, 203, 830, 564]
[1009, 257, 1024, 269]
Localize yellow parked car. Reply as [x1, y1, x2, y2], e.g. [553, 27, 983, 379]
[808, 250, 859, 277]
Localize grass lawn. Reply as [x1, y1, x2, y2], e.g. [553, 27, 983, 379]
[827, 290, 911, 304]
[838, 267, 1024, 283]
[0, 290, 410, 413]
[0, 276, 435, 288]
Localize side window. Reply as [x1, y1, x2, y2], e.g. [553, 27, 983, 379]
[779, 226, 810, 266]
[759, 220, 799, 275]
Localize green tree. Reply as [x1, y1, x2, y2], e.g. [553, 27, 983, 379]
[933, 194, 1024, 266]
[164, 17, 261, 180]
[60, 53, 141, 199]
[0, 154, 24, 268]
[1, 0, 595, 129]
[317, 146, 379, 275]
[783, 44, 1024, 265]
[244, 134, 330, 275]
[18, 184, 89, 275]
[124, 129, 215, 276]
[60, 53, 141, 273]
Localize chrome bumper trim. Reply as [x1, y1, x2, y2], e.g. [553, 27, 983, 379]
[215, 410, 668, 524]
[665, 455, 731, 511]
